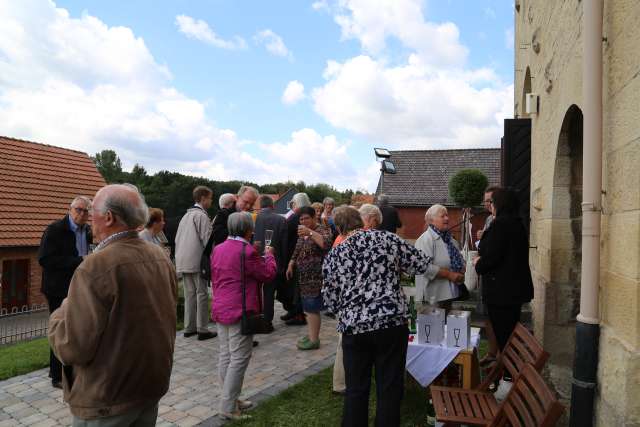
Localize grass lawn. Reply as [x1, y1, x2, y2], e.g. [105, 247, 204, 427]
[228, 367, 434, 427]
[0, 338, 50, 381]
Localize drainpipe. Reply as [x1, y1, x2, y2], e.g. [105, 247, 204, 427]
[570, 1, 603, 426]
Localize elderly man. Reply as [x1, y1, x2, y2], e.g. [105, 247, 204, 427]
[254, 195, 288, 329]
[49, 184, 177, 426]
[175, 186, 217, 340]
[38, 196, 93, 389]
[211, 193, 237, 246]
[235, 185, 259, 214]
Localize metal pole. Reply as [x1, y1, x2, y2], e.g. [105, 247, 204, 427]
[570, 1, 603, 425]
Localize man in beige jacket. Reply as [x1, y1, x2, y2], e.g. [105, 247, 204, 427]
[49, 184, 177, 426]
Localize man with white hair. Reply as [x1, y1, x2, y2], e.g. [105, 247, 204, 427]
[211, 193, 237, 246]
[235, 185, 259, 214]
[38, 196, 93, 389]
[49, 184, 177, 426]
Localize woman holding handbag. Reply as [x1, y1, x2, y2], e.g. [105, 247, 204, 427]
[414, 204, 466, 311]
[211, 212, 277, 420]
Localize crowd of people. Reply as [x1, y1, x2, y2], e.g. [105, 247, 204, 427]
[37, 182, 533, 426]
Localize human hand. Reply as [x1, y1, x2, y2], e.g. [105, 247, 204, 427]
[286, 263, 294, 280]
[297, 225, 311, 237]
[449, 272, 465, 284]
[264, 245, 275, 256]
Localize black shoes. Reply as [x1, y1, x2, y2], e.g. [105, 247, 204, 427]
[184, 331, 198, 338]
[52, 380, 62, 389]
[280, 312, 295, 321]
[197, 331, 217, 340]
[253, 341, 259, 347]
[285, 314, 307, 326]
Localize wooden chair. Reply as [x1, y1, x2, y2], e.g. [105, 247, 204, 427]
[430, 323, 550, 425]
[431, 364, 564, 426]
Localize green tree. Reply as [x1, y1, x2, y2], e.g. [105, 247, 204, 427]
[448, 169, 489, 207]
[92, 150, 123, 183]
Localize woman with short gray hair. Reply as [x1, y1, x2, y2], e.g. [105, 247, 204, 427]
[414, 204, 465, 309]
[359, 203, 382, 230]
[210, 212, 277, 420]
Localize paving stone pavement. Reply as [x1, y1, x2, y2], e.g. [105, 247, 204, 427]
[0, 304, 339, 426]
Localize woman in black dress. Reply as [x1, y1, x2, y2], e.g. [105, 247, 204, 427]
[473, 187, 533, 350]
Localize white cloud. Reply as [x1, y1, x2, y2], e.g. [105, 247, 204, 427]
[0, 1, 362, 190]
[331, 0, 468, 67]
[254, 29, 292, 60]
[175, 15, 247, 50]
[312, 55, 512, 150]
[282, 80, 306, 105]
[312, 1, 329, 11]
[505, 27, 514, 49]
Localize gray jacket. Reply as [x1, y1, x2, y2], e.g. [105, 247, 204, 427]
[174, 206, 212, 273]
[414, 227, 461, 303]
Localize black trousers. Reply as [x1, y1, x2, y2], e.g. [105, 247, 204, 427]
[342, 324, 408, 427]
[45, 294, 65, 382]
[487, 303, 522, 351]
[262, 281, 276, 322]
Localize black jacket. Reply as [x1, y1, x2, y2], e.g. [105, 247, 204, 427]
[211, 207, 235, 247]
[254, 208, 288, 278]
[38, 215, 92, 298]
[379, 205, 402, 233]
[475, 215, 533, 305]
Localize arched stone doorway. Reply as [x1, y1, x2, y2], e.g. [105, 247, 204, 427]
[546, 105, 583, 399]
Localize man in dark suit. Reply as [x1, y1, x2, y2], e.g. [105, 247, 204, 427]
[38, 196, 93, 389]
[211, 193, 236, 246]
[254, 195, 288, 330]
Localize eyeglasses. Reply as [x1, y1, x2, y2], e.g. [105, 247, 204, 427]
[73, 207, 91, 215]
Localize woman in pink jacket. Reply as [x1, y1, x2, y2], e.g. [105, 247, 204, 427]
[211, 212, 277, 420]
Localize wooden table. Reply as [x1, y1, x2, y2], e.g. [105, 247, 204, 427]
[451, 346, 481, 389]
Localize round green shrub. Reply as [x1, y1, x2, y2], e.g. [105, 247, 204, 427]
[448, 169, 489, 207]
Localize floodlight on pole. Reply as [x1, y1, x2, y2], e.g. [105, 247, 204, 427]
[374, 147, 391, 159]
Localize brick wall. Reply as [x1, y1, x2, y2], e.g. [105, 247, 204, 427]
[0, 247, 46, 309]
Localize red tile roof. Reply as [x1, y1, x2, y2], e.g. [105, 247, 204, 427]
[0, 136, 106, 247]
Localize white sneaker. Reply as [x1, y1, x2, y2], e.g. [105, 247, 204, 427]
[237, 399, 253, 410]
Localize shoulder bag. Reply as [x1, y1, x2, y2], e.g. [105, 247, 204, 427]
[240, 242, 272, 335]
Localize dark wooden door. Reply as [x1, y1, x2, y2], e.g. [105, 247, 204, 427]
[1, 259, 30, 310]
[502, 118, 532, 234]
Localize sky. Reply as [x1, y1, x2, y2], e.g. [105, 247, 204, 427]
[0, 0, 514, 192]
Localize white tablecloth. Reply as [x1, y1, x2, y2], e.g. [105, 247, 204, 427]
[406, 327, 481, 387]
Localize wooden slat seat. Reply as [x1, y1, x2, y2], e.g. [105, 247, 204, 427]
[431, 364, 564, 427]
[430, 323, 553, 426]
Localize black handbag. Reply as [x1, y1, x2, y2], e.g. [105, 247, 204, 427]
[239, 242, 271, 335]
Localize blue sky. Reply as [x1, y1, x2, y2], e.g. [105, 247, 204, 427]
[0, 0, 514, 191]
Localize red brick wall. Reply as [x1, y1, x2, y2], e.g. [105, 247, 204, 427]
[0, 247, 46, 309]
[397, 206, 489, 244]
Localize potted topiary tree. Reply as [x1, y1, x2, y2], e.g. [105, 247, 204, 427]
[448, 169, 489, 293]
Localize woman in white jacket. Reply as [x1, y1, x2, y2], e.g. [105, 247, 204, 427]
[414, 204, 465, 310]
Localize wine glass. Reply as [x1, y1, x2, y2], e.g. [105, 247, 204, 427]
[425, 324, 431, 343]
[453, 328, 461, 347]
[265, 229, 273, 246]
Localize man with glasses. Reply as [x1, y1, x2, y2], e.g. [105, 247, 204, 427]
[38, 196, 93, 389]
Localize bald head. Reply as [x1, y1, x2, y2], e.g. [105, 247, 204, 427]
[93, 184, 149, 241]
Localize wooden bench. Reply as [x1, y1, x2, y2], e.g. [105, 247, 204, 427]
[431, 364, 564, 426]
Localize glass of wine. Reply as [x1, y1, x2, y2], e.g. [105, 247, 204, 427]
[265, 229, 273, 246]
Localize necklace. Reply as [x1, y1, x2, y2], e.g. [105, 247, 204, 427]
[95, 230, 139, 252]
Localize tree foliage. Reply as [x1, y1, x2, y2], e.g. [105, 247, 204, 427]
[448, 169, 489, 207]
[91, 150, 358, 220]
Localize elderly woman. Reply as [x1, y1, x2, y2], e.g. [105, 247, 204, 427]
[322, 204, 432, 426]
[474, 188, 533, 351]
[414, 204, 466, 310]
[139, 208, 166, 246]
[211, 212, 277, 420]
[359, 203, 382, 230]
[286, 206, 332, 350]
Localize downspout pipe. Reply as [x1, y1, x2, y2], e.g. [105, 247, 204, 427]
[570, 1, 603, 426]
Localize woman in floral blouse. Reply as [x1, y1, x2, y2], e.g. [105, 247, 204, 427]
[322, 204, 432, 427]
[286, 206, 333, 350]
